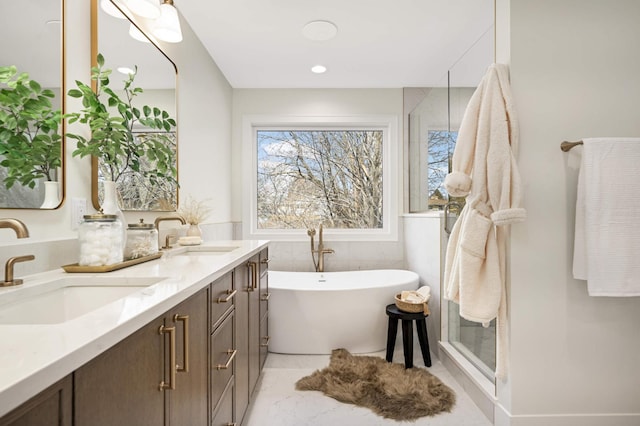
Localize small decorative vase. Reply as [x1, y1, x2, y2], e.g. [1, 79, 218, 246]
[186, 223, 202, 238]
[101, 180, 127, 249]
[40, 181, 60, 209]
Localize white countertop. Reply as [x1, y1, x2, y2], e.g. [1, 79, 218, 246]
[0, 239, 269, 418]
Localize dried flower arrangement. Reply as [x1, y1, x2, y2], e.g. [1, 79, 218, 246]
[178, 195, 212, 225]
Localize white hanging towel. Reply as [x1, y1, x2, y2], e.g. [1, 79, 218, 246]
[573, 137, 640, 296]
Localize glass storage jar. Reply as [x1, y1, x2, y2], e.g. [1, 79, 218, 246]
[124, 219, 159, 260]
[78, 213, 124, 266]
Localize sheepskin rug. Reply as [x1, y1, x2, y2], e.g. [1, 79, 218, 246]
[295, 348, 456, 421]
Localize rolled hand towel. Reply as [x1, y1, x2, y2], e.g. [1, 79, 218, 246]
[416, 286, 431, 301]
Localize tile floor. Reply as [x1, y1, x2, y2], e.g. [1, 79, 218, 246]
[245, 345, 492, 426]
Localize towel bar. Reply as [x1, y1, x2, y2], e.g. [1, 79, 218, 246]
[560, 140, 583, 152]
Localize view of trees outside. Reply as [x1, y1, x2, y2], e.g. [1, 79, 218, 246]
[257, 129, 383, 229]
[427, 130, 457, 208]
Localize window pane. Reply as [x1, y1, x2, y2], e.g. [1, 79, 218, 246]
[257, 130, 383, 229]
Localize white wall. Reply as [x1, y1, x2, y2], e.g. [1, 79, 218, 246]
[0, 0, 233, 262]
[231, 89, 406, 271]
[500, 0, 640, 424]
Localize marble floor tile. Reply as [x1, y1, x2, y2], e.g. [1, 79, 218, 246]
[245, 349, 492, 426]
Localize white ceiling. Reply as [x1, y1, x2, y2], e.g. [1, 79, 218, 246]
[177, 0, 495, 89]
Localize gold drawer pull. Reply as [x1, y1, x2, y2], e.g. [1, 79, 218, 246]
[173, 314, 189, 373]
[158, 325, 176, 390]
[216, 349, 237, 370]
[247, 261, 257, 292]
[260, 336, 271, 347]
[260, 258, 270, 264]
[260, 292, 271, 301]
[216, 289, 237, 303]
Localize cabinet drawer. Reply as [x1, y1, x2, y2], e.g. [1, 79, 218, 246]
[211, 380, 234, 426]
[211, 312, 234, 411]
[210, 272, 234, 328]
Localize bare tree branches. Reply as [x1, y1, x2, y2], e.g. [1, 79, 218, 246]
[257, 130, 383, 229]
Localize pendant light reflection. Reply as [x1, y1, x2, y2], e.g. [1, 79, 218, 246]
[152, 0, 183, 43]
[122, 0, 160, 19]
[129, 24, 151, 43]
[101, 0, 126, 19]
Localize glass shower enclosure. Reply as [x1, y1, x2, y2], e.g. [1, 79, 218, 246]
[407, 24, 495, 380]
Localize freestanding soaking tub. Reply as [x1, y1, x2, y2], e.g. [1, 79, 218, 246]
[268, 269, 419, 354]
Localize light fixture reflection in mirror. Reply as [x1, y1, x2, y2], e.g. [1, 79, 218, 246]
[0, 0, 65, 209]
[93, 0, 178, 212]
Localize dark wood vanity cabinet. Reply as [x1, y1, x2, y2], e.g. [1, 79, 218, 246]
[210, 271, 236, 426]
[0, 247, 268, 426]
[235, 248, 269, 426]
[259, 249, 270, 371]
[0, 376, 72, 426]
[74, 288, 209, 426]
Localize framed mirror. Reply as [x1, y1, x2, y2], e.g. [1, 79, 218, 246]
[0, 0, 65, 209]
[91, 0, 178, 211]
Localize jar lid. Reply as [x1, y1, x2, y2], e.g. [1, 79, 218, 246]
[128, 218, 155, 230]
[83, 213, 117, 222]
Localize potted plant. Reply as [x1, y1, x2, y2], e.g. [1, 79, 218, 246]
[178, 195, 213, 238]
[66, 53, 177, 210]
[0, 65, 63, 206]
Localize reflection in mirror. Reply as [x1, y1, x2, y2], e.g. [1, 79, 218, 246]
[93, 0, 178, 211]
[0, 0, 65, 209]
[407, 27, 493, 213]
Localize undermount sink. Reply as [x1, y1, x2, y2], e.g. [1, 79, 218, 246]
[0, 276, 164, 325]
[176, 245, 241, 256]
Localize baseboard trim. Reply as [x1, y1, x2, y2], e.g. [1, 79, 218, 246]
[495, 403, 640, 426]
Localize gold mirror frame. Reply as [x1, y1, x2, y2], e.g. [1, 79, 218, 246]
[0, 0, 66, 210]
[90, 0, 178, 212]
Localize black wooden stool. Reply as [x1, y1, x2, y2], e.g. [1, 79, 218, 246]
[385, 303, 432, 369]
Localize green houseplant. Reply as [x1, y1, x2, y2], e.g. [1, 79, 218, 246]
[66, 53, 177, 192]
[0, 65, 62, 190]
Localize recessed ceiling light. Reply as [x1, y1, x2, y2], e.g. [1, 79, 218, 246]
[311, 65, 327, 74]
[302, 20, 338, 41]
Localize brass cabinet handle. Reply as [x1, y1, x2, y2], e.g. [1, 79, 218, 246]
[173, 314, 190, 373]
[260, 336, 271, 348]
[216, 349, 237, 370]
[260, 292, 271, 301]
[247, 261, 257, 291]
[158, 325, 176, 390]
[260, 258, 270, 264]
[216, 289, 237, 303]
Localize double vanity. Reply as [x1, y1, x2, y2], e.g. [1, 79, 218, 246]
[0, 240, 269, 426]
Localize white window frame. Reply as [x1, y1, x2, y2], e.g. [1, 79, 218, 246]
[242, 115, 399, 241]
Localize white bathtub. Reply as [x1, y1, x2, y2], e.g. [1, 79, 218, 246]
[268, 269, 419, 354]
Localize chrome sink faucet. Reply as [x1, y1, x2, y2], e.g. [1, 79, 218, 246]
[308, 223, 334, 273]
[154, 216, 186, 249]
[0, 218, 35, 286]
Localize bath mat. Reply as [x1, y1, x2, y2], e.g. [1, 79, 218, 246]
[295, 348, 455, 421]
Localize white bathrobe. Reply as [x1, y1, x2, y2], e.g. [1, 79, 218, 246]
[443, 64, 526, 379]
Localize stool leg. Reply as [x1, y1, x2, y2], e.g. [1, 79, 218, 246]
[416, 318, 432, 367]
[401, 320, 414, 369]
[386, 317, 398, 363]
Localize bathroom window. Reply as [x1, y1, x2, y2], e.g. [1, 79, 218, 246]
[243, 115, 399, 241]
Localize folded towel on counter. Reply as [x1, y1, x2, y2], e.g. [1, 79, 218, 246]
[573, 137, 640, 296]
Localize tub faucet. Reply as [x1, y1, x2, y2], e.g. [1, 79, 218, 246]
[308, 223, 334, 272]
[0, 218, 35, 286]
[154, 215, 186, 249]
